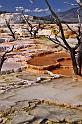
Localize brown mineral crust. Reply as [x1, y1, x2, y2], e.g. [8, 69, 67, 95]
[26, 51, 73, 76]
[27, 52, 70, 66]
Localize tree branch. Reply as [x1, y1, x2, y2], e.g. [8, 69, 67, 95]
[45, 0, 71, 50]
[65, 23, 79, 36]
[46, 36, 68, 50]
[5, 19, 16, 39]
[76, 0, 82, 7]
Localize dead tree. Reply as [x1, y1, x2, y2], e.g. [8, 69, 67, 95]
[32, 0, 82, 76]
[29, 0, 82, 75]
[16, 7, 41, 38]
[0, 46, 14, 72]
[5, 19, 16, 40]
[32, 0, 82, 75]
[21, 12, 41, 38]
[16, 6, 42, 38]
[64, 1, 82, 75]
[74, 0, 82, 75]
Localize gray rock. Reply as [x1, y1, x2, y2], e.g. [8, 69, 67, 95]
[36, 77, 41, 83]
[5, 38, 15, 42]
[10, 112, 35, 124]
[65, 115, 82, 123]
[30, 107, 50, 118]
[0, 38, 14, 44]
[0, 38, 5, 43]
[17, 81, 24, 86]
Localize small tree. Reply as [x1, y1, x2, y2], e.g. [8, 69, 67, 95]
[33, 0, 82, 75]
[76, 0, 82, 75]
[16, 7, 41, 38]
[22, 14, 41, 38]
[0, 46, 14, 72]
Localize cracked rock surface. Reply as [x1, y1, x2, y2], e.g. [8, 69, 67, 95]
[0, 99, 82, 124]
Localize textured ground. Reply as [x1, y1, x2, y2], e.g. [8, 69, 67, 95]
[0, 25, 82, 123]
[0, 72, 82, 123]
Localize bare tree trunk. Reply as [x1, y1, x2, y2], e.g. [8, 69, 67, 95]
[76, 41, 82, 75]
[0, 56, 6, 71]
[78, 53, 82, 75]
[33, 31, 37, 38]
[70, 49, 78, 75]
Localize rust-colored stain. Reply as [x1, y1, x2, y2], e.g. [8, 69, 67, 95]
[52, 66, 72, 76]
[26, 51, 73, 76]
[27, 52, 70, 66]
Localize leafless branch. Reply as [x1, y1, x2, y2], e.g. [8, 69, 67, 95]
[46, 36, 68, 50]
[20, 10, 41, 38]
[5, 19, 16, 39]
[76, 0, 82, 7]
[45, 0, 71, 50]
[74, 38, 81, 50]
[66, 23, 78, 36]
[32, 0, 82, 75]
